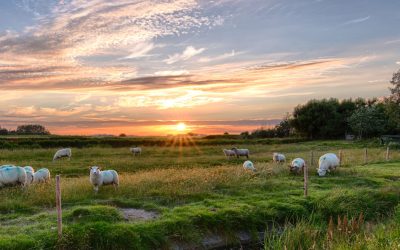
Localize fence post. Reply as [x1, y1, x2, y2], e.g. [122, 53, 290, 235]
[339, 150, 343, 166]
[56, 175, 62, 241]
[386, 146, 390, 161]
[304, 162, 308, 198]
[364, 148, 368, 165]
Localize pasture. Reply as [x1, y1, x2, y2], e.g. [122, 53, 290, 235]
[0, 139, 399, 249]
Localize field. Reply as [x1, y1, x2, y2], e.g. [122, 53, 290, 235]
[0, 138, 399, 249]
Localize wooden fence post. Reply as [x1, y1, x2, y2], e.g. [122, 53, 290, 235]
[386, 146, 390, 161]
[304, 162, 308, 198]
[339, 150, 343, 166]
[364, 148, 368, 165]
[56, 175, 62, 241]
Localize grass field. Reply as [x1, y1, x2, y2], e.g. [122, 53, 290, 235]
[0, 139, 399, 249]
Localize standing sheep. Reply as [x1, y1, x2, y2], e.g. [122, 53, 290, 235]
[24, 166, 35, 184]
[33, 168, 51, 183]
[289, 158, 305, 174]
[231, 147, 250, 158]
[53, 148, 72, 161]
[317, 153, 340, 177]
[89, 166, 119, 193]
[273, 153, 286, 163]
[222, 149, 236, 159]
[130, 147, 142, 156]
[0, 166, 27, 187]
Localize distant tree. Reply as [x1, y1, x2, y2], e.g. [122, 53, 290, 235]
[0, 127, 8, 135]
[290, 99, 342, 139]
[240, 131, 250, 139]
[16, 124, 50, 135]
[223, 131, 229, 135]
[119, 133, 127, 137]
[383, 98, 400, 133]
[389, 69, 400, 102]
[275, 114, 291, 137]
[348, 106, 386, 139]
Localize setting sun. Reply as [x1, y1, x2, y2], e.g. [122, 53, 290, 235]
[176, 122, 187, 132]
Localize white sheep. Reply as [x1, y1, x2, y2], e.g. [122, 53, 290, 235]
[53, 148, 72, 161]
[317, 153, 340, 177]
[130, 147, 142, 156]
[222, 149, 236, 159]
[24, 166, 35, 184]
[33, 168, 51, 183]
[89, 166, 119, 193]
[231, 147, 250, 158]
[0, 166, 27, 187]
[273, 153, 286, 163]
[243, 160, 256, 172]
[289, 158, 305, 174]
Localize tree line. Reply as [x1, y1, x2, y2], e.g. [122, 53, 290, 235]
[0, 124, 50, 135]
[242, 69, 400, 139]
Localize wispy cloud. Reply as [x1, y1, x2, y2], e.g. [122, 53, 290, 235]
[164, 46, 206, 64]
[342, 16, 370, 26]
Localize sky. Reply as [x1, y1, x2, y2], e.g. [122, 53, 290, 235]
[0, 0, 399, 135]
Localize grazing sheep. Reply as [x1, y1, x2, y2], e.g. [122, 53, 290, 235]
[273, 153, 286, 163]
[33, 168, 51, 183]
[0, 166, 27, 187]
[53, 148, 72, 161]
[223, 149, 236, 159]
[89, 166, 119, 193]
[231, 147, 250, 158]
[289, 158, 305, 174]
[130, 147, 142, 156]
[317, 153, 340, 177]
[24, 166, 35, 184]
[243, 160, 256, 172]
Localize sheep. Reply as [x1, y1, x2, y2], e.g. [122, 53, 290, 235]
[33, 168, 51, 183]
[317, 153, 340, 177]
[231, 147, 250, 158]
[24, 166, 35, 184]
[130, 147, 142, 156]
[0, 166, 27, 187]
[288, 158, 305, 174]
[273, 153, 286, 163]
[89, 166, 119, 193]
[222, 149, 236, 159]
[243, 160, 256, 172]
[53, 148, 72, 161]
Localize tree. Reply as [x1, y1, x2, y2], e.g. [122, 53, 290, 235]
[348, 106, 386, 139]
[0, 127, 8, 135]
[290, 99, 342, 139]
[389, 69, 400, 102]
[16, 124, 50, 135]
[119, 133, 127, 137]
[275, 114, 291, 137]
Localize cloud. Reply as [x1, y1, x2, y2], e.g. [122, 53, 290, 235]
[198, 50, 236, 63]
[342, 16, 370, 26]
[164, 46, 206, 64]
[154, 70, 190, 76]
[0, 0, 220, 89]
[120, 41, 155, 59]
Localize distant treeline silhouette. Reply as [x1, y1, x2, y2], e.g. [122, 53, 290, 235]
[0, 124, 50, 135]
[241, 68, 400, 139]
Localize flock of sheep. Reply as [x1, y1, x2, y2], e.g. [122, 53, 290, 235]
[0, 146, 339, 192]
[224, 147, 340, 176]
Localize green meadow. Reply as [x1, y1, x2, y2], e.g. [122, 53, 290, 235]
[0, 139, 399, 249]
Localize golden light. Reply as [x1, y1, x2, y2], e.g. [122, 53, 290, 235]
[176, 122, 187, 132]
